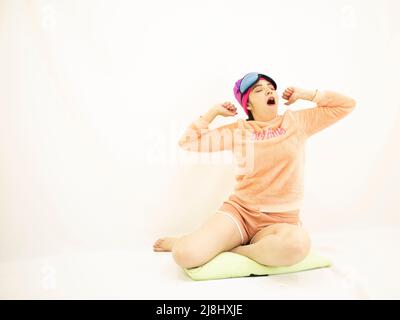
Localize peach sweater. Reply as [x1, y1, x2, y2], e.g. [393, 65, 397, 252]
[178, 90, 356, 212]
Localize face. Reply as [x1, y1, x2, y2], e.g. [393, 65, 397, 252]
[247, 79, 278, 121]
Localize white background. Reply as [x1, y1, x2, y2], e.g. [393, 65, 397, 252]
[0, 0, 399, 298]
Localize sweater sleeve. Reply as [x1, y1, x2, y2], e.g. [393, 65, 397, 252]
[292, 90, 357, 138]
[178, 116, 238, 152]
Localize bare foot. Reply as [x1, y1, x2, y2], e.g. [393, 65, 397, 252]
[153, 237, 179, 252]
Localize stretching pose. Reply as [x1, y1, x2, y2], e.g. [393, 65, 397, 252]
[153, 72, 356, 269]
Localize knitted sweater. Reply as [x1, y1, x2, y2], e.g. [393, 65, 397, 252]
[178, 90, 356, 212]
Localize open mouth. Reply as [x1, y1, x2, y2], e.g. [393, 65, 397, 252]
[266, 97, 276, 105]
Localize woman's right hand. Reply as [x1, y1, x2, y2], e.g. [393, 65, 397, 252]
[212, 101, 238, 117]
[211, 102, 263, 132]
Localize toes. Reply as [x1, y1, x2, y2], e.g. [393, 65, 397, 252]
[153, 247, 166, 252]
[153, 243, 161, 249]
[153, 239, 165, 248]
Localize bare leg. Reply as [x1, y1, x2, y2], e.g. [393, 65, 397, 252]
[153, 213, 242, 269]
[229, 233, 307, 267]
[152, 213, 241, 254]
[171, 213, 243, 269]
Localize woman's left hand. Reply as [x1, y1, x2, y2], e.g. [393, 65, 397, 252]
[282, 86, 302, 106]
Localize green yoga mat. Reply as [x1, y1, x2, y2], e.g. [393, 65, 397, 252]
[183, 251, 332, 281]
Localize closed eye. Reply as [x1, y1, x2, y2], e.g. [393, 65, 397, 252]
[255, 87, 274, 93]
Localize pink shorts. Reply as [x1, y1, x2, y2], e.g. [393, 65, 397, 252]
[216, 194, 302, 245]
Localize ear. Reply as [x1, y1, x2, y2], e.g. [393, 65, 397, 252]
[247, 102, 252, 110]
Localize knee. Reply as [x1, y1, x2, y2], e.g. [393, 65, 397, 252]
[281, 235, 311, 266]
[172, 241, 204, 269]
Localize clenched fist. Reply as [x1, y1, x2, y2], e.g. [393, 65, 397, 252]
[282, 87, 317, 105]
[282, 87, 301, 106]
[213, 101, 238, 117]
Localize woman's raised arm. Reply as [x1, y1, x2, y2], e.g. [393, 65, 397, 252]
[178, 103, 239, 153]
[290, 89, 357, 138]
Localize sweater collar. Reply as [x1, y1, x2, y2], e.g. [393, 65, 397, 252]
[249, 113, 283, 128]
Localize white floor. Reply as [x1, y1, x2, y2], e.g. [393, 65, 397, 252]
[1, 225, 399, 299]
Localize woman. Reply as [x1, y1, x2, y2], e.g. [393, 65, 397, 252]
[153, 72, 356, 269]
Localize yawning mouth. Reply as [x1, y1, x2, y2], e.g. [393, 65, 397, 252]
[266, 97, 276, 105]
